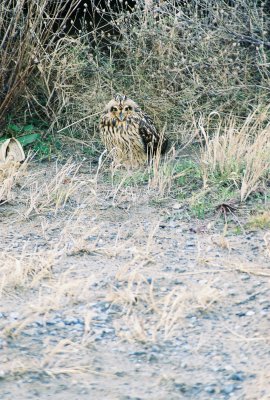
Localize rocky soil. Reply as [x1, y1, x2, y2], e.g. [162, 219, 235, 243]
[0, 159, 269, 399]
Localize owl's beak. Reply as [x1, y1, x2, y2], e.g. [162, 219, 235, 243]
[119, 111, 124, 121]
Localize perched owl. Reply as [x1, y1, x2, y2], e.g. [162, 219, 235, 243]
[99, 94, 168, 166]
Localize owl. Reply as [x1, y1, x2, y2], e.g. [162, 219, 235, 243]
[99, 94, 168, 166]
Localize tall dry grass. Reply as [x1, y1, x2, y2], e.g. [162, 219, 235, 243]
[75, 0, 270, 141]
[0, 0, 80, 130]
[198, 109, 270, 201]
[1, 0, 270, 141]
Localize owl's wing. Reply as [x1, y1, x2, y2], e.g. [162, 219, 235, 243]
[138, 113, 168, 155]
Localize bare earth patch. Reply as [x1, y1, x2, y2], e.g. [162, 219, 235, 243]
[0, 160, 269, 400]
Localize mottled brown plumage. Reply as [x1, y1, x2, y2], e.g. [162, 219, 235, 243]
[99, 94, 168, 166]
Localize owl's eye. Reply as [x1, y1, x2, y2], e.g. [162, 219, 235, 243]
[124, 106, 132, 111]
[111, 106, 118, 112]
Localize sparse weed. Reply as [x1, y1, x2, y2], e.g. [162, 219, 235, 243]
[247, 210, 270, 230]
[24, 160, 85, 218]
[0, 248, 56, 297]
[110, 270, 221, 342]
[0, 160, 28, 204]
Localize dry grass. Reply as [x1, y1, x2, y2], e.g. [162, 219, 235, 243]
[0, 338, 96, 379]
[264, 232, 270, 258]
[198, 110, 270, 201]
[0, 248, 55, 297]
[0, 160, 28, 203]
[0, 0, 80, 129]
[109, 268, 221, 342]
[0, 2, 270, 395]
[23, 160, 86, 218]
[73, 0, 270, 141]
[1, 1, 270, 143]
[247, 210, 270, 230]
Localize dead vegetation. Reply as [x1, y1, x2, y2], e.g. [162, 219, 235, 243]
[110, 270, 221, 342]
[0, 1, 270, 397]
[0, 0, 81, 129]
[0, 160, 28, 203]
[24, 160, 86, 217]
[198, 109, 270, 201]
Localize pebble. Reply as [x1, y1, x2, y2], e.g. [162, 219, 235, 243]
[224, 365, 234, 372]
[46, 320, 56, 326]
[0, 370, 6, 378]
[56, 321, 66, 329]
[151, 345, 160, 353]
[204, 385, 216, 394]
[147, 353, 158, 362]
[185, 242, 195, 248]
[101, 328, 114, 337]
[9, 312, 19, 320]
[64, 318, 84, 326]
[0, 339, 7, 348]
[221, 384, 235, 394]
[180, 362, 187, 368]
[129, 351, 147, 357]
[236, 311, 246, 317]
[174, 279, 184, 285]
[230, 372, 244, 381]
[115, 371, 126, 377]
[246, 310, 255, 316]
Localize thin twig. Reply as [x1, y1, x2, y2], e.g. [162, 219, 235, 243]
[57, 112, 102, 133]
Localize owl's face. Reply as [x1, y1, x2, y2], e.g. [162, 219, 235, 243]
[104, 94, 139, 123]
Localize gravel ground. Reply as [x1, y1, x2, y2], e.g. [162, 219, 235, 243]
[0, 160, 269, 400]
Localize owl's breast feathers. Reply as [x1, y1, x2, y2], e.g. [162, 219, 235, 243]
[99, 101, 168, 165]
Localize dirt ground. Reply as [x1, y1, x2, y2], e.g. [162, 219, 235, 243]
[0, 158, 270, 400]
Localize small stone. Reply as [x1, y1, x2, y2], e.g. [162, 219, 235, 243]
[174, 279, 184, 285]
[148, 353, 158, 362]
[9, 312, 19, 320]
[160, 287, 168, 292]
[115, 371, 126, 377]
[56, 321, 66, 328]
[236, 311, 246, 317]
[0, 339, 7, 349]
[204, 386, 215, 394]
[46, 320, 56, 326]
[64, 317, 84, 326]
[0, 370, 6, 378]
[224, 365, 234, 372]
[129, 351, 147, 357]
[246, 310, 255, 316]
[180, 362, 187, 368]
[221, 384, 235, 394]
[230, 372, 244, 381]
[101, 328, 114, 337]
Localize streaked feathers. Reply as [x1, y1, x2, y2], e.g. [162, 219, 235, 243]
[99, 94, 168, 166]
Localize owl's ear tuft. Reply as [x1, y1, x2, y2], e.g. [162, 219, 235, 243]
[114, 93, 127, 103]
